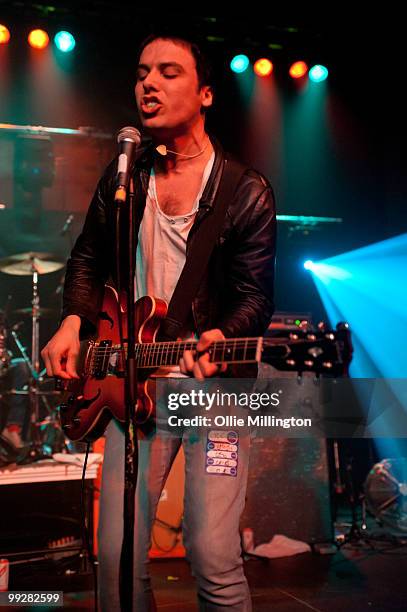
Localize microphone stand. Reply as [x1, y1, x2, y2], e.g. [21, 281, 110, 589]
[118, 178, 139, 612]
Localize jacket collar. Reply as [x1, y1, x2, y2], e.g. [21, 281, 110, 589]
[199, 134, 226, 209]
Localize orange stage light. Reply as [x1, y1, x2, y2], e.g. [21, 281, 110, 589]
[289, 61, 308, 79]
[0, 24, 11, 45]
[28, 29, 49, 50]
[254, 58, 273, 77]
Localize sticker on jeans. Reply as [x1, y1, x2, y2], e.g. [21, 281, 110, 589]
[206, 430, 238, 476]
[206, 465, 237, 476]
[207, 458, 237, 468]
[208, 430, 239, 445]
[207, 441, 238, 452]
[207, 450, 237, 460]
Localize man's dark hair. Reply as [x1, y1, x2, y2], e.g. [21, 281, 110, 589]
[137, 32, 213, 91]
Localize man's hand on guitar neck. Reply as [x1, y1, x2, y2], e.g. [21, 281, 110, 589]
[41, 315, 81, 380]
[179, 329, 227, 380]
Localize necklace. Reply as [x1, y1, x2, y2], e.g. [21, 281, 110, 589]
[155, 138, 210, 159]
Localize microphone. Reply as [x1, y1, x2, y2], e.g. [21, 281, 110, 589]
[60, 214, 74, 236]
[114, 126, 141, 203]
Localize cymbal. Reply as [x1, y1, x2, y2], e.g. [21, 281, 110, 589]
[0, 252, 65, 276]
[13, 307, 57, 318]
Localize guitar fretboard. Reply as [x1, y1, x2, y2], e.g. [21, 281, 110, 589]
[84, 331, 346, 378]
[89, 337, 264, 372]
[135, 338, 262, 368]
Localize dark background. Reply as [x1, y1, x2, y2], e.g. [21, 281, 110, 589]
[0, 3, 405, 494]
[0, 4, 401, 331]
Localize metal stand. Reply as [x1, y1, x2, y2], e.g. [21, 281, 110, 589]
[333, 441, 368, 546]
[6, 256, 70, 459]
[29, 265, 42, 452]
[118, 182, 139, 612]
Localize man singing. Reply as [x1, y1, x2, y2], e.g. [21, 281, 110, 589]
[42, 33, 276, 611]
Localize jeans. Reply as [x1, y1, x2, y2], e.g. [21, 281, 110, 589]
[98, 407, 252, 611]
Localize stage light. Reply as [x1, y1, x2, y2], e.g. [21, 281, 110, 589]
[307, 233, 407, 378]
[309, 234, 407, 464]
[303, 259, 314, 270]
[230, 54, 249, 74]
[54, 30, 76, 52]
[309, 64, 328, 83]
[289, 61, 308, 79]
[0, 24, 10, 45]
[28, 29, 49, 50]
[254, 58, 273, 77]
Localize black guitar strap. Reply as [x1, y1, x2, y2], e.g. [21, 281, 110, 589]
[159, 157, 246, 341]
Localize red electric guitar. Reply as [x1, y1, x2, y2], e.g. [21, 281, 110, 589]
[56, 285, 352, 442]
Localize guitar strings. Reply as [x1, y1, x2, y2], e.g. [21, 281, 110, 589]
[89, 337, 317, 357]
[87, 342, 295, 370]
[89, 337, 302, 352]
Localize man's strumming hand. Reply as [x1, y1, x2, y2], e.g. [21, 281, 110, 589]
[41, 315, 81, 380]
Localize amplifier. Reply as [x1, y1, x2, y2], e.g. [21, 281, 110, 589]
[241, 436, 333, 546]
[269, 311, 313, 331]
[240, 365, 334, 546]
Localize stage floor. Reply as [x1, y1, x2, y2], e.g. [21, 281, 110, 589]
[8, 540, 407, 611]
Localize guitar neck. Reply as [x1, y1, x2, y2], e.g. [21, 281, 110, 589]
[134, 337, 263, 368]
[88, 331, 346, 377]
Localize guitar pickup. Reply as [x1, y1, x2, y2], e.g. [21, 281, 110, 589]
[108, 350, 125, 377]
[55, 378, 74, 392]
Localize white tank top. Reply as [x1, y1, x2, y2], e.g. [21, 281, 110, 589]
[134, 152, 215, 376]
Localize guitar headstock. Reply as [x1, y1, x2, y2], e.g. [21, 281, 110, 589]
[262, 322, 353, 376]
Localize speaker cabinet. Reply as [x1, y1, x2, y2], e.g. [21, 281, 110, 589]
[241, 436, 333, 545]
[240, 364, 334, 545]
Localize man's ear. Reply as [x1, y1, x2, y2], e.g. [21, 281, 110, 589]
[201, 85, 213, 109]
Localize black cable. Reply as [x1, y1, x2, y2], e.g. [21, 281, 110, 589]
[151, 517, 183, 554]
[80, 441, 99, 612]
[151, 529, 181, 555]
[330, 539, 407, 568]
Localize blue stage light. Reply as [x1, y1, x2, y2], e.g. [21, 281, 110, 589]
[230, 54, 250, 74]
[307, 234, 407, 460]
[309, 65, 328, 83]
[303, 259, 314, 270]
[54, 31, 76, 53]
[307, 233, 407, 378]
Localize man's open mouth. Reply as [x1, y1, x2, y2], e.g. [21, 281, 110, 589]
[141, 98, 162, 115]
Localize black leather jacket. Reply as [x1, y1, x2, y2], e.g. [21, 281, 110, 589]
[62, 136, 276, 345]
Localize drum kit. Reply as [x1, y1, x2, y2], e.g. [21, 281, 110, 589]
[0, 251, 71, 465]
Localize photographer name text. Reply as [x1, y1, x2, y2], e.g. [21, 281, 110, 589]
[167, 415, 312, 429]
